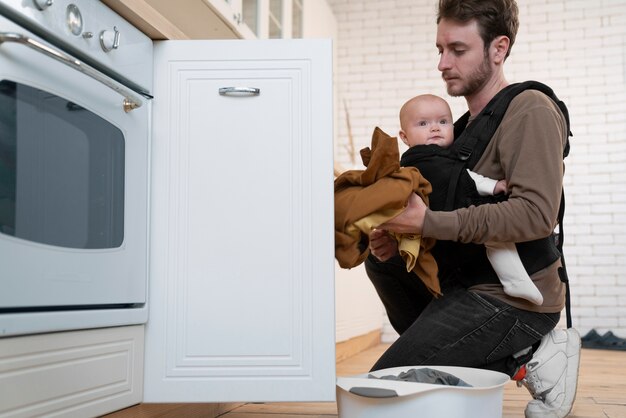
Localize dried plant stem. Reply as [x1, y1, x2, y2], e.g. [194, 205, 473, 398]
[343, 99, 356, 166]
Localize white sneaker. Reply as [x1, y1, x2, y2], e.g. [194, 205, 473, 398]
[520, 328, 581, 418]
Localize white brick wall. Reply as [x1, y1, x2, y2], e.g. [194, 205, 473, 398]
[328, 0, 626, 340]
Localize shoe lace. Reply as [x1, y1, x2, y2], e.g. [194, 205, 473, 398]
[517, 362, 545, 400]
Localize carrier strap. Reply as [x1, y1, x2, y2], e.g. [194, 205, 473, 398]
[558, 189, 572, 328]
[444, 135, 477, 210]
[447, 81, 573, 327]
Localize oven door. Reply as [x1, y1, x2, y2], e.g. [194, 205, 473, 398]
[0, 16, 149, 336]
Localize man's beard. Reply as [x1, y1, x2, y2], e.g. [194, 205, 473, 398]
[446, 53, 492, 97]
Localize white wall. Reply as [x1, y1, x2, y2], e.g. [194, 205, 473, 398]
[302, 0, 337, 38]
[303, 0, 385, 343]
[328, 0, 626, 340]
[335, 263, 384, 342]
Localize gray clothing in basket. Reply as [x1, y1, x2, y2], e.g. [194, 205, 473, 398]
[369, 368, 472, 387]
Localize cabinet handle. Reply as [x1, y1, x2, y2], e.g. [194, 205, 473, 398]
[218, 87, 260, 96]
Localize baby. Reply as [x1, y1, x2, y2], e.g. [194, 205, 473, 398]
[397, 94, 543, 305]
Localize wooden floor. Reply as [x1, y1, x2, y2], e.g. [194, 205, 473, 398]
[106, 343, 626, 418]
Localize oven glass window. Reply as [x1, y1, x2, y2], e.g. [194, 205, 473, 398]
[0, 80, 124, 249]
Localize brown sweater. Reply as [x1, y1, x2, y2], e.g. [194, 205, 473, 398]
[423, 90, 568, 313]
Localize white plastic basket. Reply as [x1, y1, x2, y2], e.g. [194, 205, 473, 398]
[336, 365, 510, 418]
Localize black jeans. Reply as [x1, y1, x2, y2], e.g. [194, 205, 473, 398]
[365, 254, 560, 375]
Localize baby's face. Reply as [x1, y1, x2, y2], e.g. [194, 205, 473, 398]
[399, 98, 454, 148]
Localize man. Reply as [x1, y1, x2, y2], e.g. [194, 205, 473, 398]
[365, 1, 581, 417]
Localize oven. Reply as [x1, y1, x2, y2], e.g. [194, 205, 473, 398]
[0, 0, 152, 336]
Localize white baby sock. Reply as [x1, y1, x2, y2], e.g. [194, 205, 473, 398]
[485, 242, 544, 305]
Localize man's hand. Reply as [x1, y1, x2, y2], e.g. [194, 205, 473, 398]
[369, 228, 398, 261]
[378, 192, 426, 234]
[494, 179, 509, 195]
[369, 193, 427, 261]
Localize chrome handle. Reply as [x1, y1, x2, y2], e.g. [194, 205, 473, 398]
[0, 31, 143, 112]
[219, 87, 260, 96]
[100, 26, 120, 52]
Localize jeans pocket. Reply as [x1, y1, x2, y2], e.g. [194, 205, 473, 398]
[486, 319, 543, 363]
[468, 290, 502, 312]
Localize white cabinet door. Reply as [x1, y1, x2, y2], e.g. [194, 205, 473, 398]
[145, 39, 335, 402]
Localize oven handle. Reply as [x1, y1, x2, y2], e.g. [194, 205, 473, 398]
[0, 31, 144, 113]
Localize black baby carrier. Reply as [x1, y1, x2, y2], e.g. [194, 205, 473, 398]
[400, 81, 573, 326]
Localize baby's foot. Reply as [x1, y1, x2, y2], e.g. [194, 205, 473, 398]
[503, 281, 544, 305]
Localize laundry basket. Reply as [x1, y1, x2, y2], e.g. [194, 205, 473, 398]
[336, 365, 510, 418]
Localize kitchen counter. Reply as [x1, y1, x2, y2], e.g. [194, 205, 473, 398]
[101, 0, 240, 40]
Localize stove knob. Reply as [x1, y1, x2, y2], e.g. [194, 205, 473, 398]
[66, 4, 83, 36]
[33, 0, 54, 11]
[99, 26, 120, 52]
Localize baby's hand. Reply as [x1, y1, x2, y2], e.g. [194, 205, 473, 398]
[494, 179, 508, 195]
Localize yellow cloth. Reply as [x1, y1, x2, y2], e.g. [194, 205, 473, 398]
[334, 127, 440, 296]
[348, 212, 422, 271]
[397, 233, 422, 272]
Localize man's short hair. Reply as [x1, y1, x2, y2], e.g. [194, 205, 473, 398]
[437, 0, 519, 59]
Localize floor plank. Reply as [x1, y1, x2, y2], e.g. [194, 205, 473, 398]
[105, 344, 626, 418]
[232, 403, 337, 415]
[225, 345, 626, 418]
[103, 402, 241, 417]
[223, 415, 335, 418]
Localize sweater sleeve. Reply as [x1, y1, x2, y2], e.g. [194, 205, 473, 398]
[423, 90, 567, 244]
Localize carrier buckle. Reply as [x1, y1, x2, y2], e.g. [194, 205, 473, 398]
[458, 144, 473, 161]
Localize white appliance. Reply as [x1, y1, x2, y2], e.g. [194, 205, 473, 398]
[0, 0, 152, 336]
[0, 2, 336, 413]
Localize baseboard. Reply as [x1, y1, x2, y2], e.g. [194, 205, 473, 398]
[335, 329, 381, 363]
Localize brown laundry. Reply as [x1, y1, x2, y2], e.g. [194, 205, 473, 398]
[334, 127, 440, 296]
